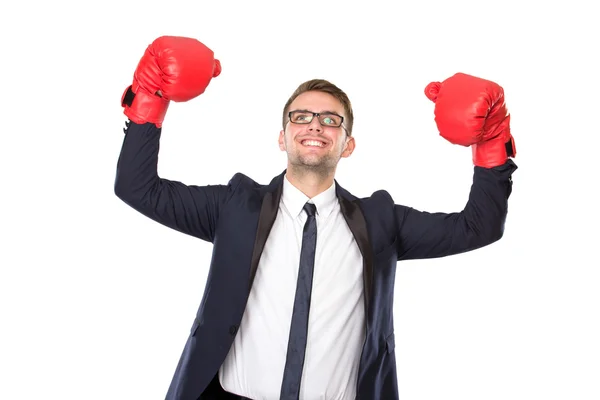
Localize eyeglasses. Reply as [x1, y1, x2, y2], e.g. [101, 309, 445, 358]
[288, 110, 345, 128]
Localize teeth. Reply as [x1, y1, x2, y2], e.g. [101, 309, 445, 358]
[302, 140, 325, 147]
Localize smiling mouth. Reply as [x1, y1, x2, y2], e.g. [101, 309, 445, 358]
[301, 139, 327, 148]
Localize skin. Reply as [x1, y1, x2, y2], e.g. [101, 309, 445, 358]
[278, 91, 356, 199]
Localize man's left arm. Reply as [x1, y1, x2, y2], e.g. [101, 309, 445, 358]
[395, 73, 518, 261]
[395, 160, 517, 261]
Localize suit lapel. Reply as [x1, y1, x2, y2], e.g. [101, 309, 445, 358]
[337, 191, 374, 313]
[248, 172, 285, 290]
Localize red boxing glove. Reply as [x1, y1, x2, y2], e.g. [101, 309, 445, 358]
[424, 73, 516, 168]
[121, 36, 222, 128]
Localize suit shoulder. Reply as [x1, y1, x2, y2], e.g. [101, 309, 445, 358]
[357, 189, 395, 205]
[336, 182, 394, 205]
[228, 172, 270, 190]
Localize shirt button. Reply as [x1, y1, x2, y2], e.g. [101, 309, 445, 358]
[229, 325, 238, 335]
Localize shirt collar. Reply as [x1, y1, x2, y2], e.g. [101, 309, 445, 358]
[282, 174, 337, 219]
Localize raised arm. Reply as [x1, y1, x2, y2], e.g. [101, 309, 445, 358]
[396, 160, 516, 261]
[396, 73, 518, 261]
[114, 36, 225, 243]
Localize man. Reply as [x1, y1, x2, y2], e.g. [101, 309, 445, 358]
[115, 36, 517, 400]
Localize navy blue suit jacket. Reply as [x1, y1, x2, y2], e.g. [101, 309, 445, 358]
[114, 122, 517, 400]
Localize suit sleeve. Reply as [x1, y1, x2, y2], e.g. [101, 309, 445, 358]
[114, 121, 235, 243]
[395, 160, 517, 261]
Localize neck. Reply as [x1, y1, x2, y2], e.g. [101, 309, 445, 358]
[285, 164, 336, 199]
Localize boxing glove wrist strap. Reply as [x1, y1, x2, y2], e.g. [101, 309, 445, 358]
[121, 85, 169, 127]
[472, 132, 516, 168]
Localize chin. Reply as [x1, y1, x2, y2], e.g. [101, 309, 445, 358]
[298, 155, 324, 166]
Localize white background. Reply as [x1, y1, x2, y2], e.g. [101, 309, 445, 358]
[1, 0, 599, 399]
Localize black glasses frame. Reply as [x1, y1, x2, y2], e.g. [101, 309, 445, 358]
[288, 110, 345, 127]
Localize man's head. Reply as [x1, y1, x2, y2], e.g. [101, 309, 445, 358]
[279, 79, 356, 174]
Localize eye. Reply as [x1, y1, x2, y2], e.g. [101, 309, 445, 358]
[292, 112, 312, 123]
[321, 114, 340, 126]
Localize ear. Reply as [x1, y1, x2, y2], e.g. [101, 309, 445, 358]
[278, 130, 286, 151]
[341, 136, 355, 158]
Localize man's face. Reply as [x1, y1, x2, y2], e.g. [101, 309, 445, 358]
[278, 91, 355, 172]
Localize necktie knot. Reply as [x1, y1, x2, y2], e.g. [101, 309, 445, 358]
[303, 202, 317, 217]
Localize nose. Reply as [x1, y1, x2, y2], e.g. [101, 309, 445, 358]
[307, 117, 323, 132]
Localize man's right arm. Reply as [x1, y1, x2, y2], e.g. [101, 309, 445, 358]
[114, 36, 223, 242]
[114, 121, 232, 243]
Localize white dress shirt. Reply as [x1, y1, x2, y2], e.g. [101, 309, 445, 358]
[219, 174, 365, 399]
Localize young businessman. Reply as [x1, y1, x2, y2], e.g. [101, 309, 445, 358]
[115, 36, 517, 400]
